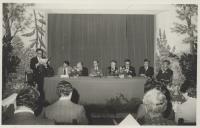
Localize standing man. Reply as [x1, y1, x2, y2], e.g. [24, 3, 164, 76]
[30, 48, 47, 115]
[139, 59, 154, 78]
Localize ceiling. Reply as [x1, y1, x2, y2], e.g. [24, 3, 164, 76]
[34, 3, 174, 14]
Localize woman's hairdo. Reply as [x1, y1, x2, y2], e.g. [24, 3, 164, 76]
[111, 60, 117, 63]
[124, 59, 131, 63]
[36, 48, 43, 52]
[143, 88, 168, 114]
[163, 60, 170, 65]
[57, 80, 73, 96]
[64, 61, 70, 65]
[144, 59, 149, 62]
[16, 86, 40, 110]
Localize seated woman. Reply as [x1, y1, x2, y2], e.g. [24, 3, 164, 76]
[73, 62, 88, 76]
[57, 61, 72, 76]
[156, 60, 173, 86]
[136, 86, 175, 125]
[89, 60, 103, 77]
[107, 60, 119, 76]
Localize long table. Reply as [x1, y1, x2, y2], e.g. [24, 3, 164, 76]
[44, 77, 146, 105]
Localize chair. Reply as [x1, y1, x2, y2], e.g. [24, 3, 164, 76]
[178, 118, 196, 125]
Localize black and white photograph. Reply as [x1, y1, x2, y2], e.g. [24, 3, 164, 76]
[1, 0, 199, 126]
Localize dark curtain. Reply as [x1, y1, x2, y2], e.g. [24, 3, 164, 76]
[48, 14, 154, 75]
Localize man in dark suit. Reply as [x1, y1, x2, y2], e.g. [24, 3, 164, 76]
[122, 59, 136, 77]
[156, 60, 173, 85]
[107, 60, 119, 76]
[41, 80, 88, 124]
[4, 86, 54, 125]
[30, 48, 47, 115]
[139, 59, 154, 78]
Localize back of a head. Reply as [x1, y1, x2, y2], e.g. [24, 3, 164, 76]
[57, 80, 73, 97]
[64, 61, 70, 66]
[143, 88, 167, 115]
[16, 86, 40, 111]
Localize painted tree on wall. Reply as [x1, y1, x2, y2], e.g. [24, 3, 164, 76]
[2, 3, 33, 90]
[22, 9, 46, 50]
[172, 4, 198, 85]
[172, 4, 198, 54]
[155, 29, 176, 73]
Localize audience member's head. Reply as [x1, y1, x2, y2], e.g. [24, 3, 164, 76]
[124, 59, 131, 68]
[63, 61, 70, 67]
[57, 80, 73, 98]
[110, 60, 117, 68]
[144, 59, 150, 67]
[162, 60, 170, 70]
[16, 86, 40, 111]
[180, 80, 196, 99]
[143, 88, 168, 117]
[93, 60, 99, 67]
[36, 48, 43, 58]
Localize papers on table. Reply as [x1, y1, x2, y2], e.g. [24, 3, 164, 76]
[2, 93, 18, 109]
[60, 74, 69, 78]
[39, 58, 48, 65]
[119, 114, 140, 126]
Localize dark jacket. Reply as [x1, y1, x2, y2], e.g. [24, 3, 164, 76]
[30, 56, 39, 74]
[122, 66, 136, 77]
[156, 68, 173, 85]
[139, 66, 154, 77]
[107, 66, 119, 76]
[78, 67, 88, 76]
[4, 112, 54, 125]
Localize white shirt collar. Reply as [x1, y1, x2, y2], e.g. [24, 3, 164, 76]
[14, 106, 34, 114]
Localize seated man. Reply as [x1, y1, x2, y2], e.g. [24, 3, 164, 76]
[73, 62, 88, 76]
[175, 80, 196, 124]
[89, 60, 103, 77]
[156, 60, 173, 85]
[139, 59, 154, 78]
[121, 59, 136, 77]
[42, 80, 88, 124]
[4, 86, 54, 125]
[57, 61, 72, 76]
[45, 59, 54, 77]
[107, 60, 119, 76]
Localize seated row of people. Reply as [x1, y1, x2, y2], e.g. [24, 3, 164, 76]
[57, 59, 154, 77]
[57, 59, 173, 84]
